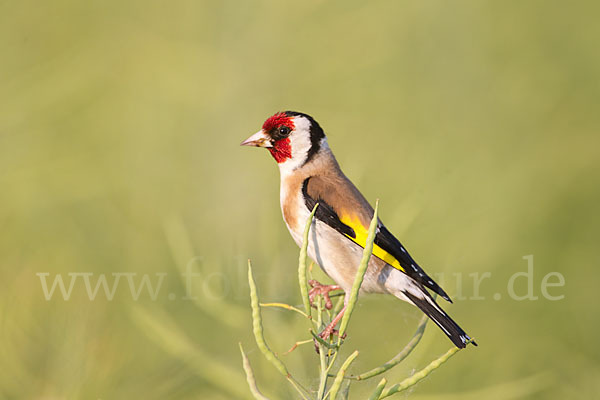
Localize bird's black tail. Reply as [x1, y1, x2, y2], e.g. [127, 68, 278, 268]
[403, 290, 477, 349]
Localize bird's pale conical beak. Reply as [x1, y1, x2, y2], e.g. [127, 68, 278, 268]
[240, 130, 273, 148]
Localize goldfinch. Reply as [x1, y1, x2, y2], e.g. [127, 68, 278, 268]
[241, 111, 476, 348]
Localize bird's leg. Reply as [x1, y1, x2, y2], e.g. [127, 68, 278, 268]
[318, 304, 347, 340]
[308, 280, 341, 310]
[313, 294, 349, 353]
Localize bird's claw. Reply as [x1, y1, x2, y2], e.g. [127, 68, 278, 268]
[313, 328, 347, 353]
[320, 327, 346, 340]
[308, 280, 341, 310]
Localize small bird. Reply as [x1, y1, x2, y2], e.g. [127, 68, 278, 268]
[241, 111, 476, 348]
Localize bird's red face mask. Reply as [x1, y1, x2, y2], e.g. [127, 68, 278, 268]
[241, 112, 294, 164]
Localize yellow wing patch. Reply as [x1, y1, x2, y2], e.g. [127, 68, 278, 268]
[339, 214, 406, 273]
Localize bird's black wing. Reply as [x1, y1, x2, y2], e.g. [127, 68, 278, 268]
[302, 176, 452, 302]
[302, 178, 357, 239]
[374, 224, 452, 302]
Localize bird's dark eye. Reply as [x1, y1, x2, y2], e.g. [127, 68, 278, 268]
[278, 126, 291, 137]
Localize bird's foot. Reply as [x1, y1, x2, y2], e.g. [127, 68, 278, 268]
[308, 280, 341, 310]
[312, 305, 349, 353]
[313, 325, 347, 353]
[319, 326, 347, 341]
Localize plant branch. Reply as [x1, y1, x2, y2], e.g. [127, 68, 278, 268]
[368, 378, 387, 400]
[247, 260, 311, 400]
[338, 200, 379, 343]
[317, 296, 329, 399]
[350, 314, 429, 381]
[259, 302, 309, 318]
[378, 346, 462, 399]
[299, 203, 319, 319]
[239, 343, 270, 400]
[327, 350, 359, 400]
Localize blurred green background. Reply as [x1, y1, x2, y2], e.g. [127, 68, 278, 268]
[1, 0, 599, 399]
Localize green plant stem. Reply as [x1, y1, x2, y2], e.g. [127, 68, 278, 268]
[331, 294, 345, 316]
[351, 314, 428, 381]
[284, 339, 313, 354]
[239, 343, 270, 400]
[337, 200, 379, 343]
[327, 350, 359, 399]
[368, 378, 387, 400]
[378, 346, 461, 399]
[259, 302, 308, 318]
[299, 203, 319, 319]
[247, 260, 311, 400]
[317, 296, 329, 399]
[325, 350, 340, 375]
[288, 378, 311, 400]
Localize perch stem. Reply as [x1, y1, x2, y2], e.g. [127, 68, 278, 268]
[299, 203, 319, 319]
[337, 200, 379, 345]
[317, 296, 329, 399]
[248, 260, 311, 400]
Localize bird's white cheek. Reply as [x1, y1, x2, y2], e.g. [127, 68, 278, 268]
[277, 133, 311, 175]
